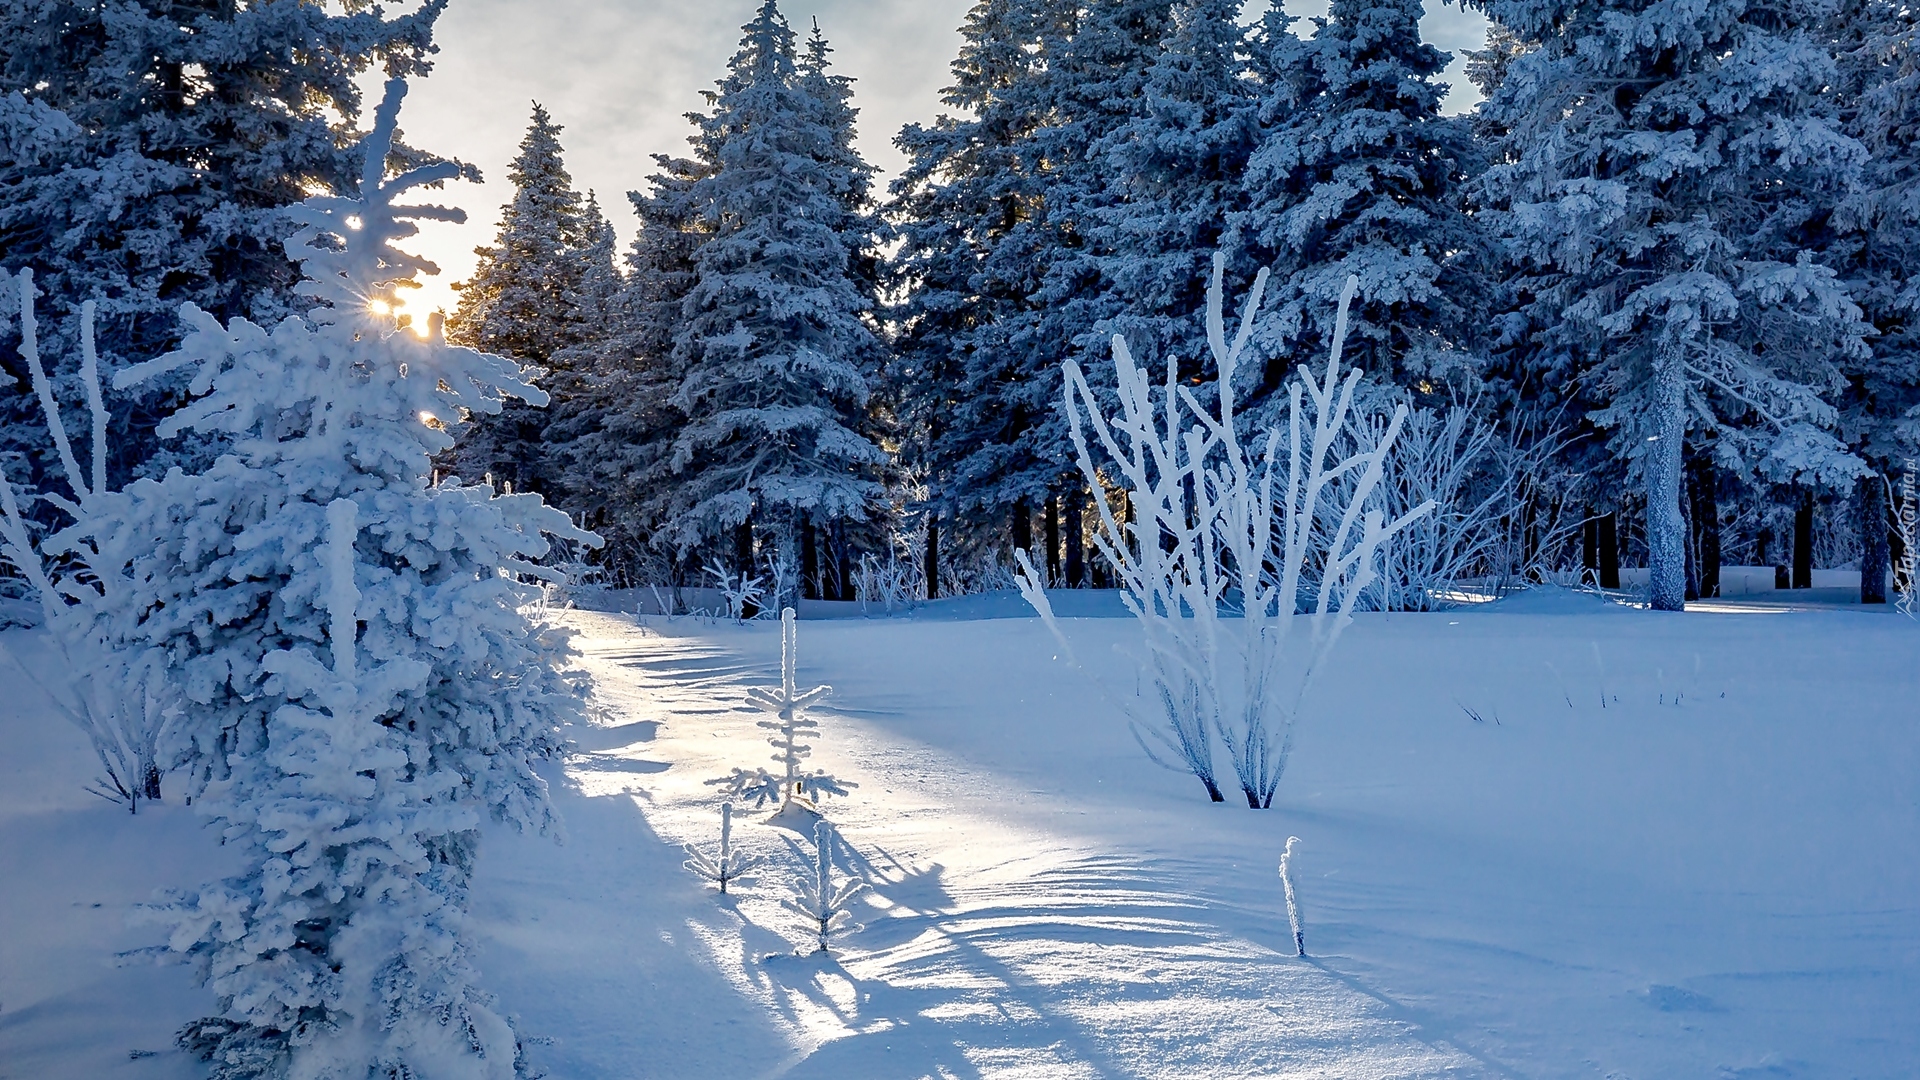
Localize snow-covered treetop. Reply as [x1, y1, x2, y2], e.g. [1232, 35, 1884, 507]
[110, 79, 542, 490]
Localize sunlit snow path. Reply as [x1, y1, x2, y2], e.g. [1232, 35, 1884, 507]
[474, 611, 1479, 1080]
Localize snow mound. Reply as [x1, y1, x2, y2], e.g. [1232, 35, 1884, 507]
[1467, 585, 1632, 615]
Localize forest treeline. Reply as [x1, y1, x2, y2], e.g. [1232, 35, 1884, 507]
[3, 0, 1916, 609]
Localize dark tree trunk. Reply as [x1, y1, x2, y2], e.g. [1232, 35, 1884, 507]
[1599, 512, 1621, 589]
[141, 762, 162, 803]
[832, 519, 854, 601]
[1794, 490, 1814, 589]
[1201, 778, 1224, 803]
[1012, 499, 1031, 556]
[925, 514, 941, 600]
[1045, 495, 1061, 585]
[1582, 508, 1599, 586]
[1065, 493, 1084, 588]
[1690, 458, 1720, 599]
[801, 518, 819, 600]
[1683, 490, 1700, 603]
[1860, 474, 1889, 604]
[734, 521, 754, 575]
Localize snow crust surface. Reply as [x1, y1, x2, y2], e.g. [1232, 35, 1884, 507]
[4, 604, 1917, 1077]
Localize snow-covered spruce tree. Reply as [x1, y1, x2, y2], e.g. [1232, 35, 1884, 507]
[1238, 0, 1488, 416]
[1470, 0, 1873, 611]
[1830, 0, 1920, 596]
[979, 0, 1180, 541]
[664, 1, 887, 612]
[1084, 0, 1260, 411]
[548, 154, 716, 587]
[684, 802, 764, 895]
[886, 0, 1062, 554]
[61, 80, 595, 1079]
[1019, 259, 1429, 807]
[782, 818, 866, 954]
[708, 608, 854, 817]
[0, 0, 448, 487]
[446, 103, 602, 500]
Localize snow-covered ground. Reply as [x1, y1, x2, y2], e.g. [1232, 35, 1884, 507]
[4, 593, 1917, 1078]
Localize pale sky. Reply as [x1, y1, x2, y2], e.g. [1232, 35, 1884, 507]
[387, 0, 1490, 320]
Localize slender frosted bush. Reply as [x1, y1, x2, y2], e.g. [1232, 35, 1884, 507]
[1018, 254, 1430, 807]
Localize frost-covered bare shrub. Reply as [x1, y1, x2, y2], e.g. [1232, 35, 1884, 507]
[705, 560, 766, 622]
[1347, 404, 1512, 610]
[0, 271, 175, 811]
[1018, 256, 1429, 808]
[854, 549, 917, 614]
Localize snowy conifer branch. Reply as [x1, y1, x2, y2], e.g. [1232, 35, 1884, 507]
[708, 608, 855, 814]
[1019, 254, 1430, 808]
[781, 819, 867, 954]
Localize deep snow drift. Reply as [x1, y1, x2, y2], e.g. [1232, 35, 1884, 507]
[3, 599, 1916, 1078]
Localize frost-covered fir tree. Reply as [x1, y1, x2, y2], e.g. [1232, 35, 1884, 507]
[446, 104, 602, 499]
[887, 0, 1062, 548]
[1471, 0, 1873, 610]
[782, 819, 866, 953]
[709, 609, 855, 817]
[1085, 0, 1260, 408]
[684, 803, 764, 894]
[0, 0, 449, 488]
[548, 155, 716, 585]
[60, 81, 594, 1079]
[1239, 0, 1487, 412]
[980, 0, 1178, 531]
[1830, 0, 1920, 593]
[665, 2, 888, 611]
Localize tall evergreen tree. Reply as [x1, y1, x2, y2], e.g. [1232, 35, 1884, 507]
[445, 104, 599, 498]
[1086, 0, 1259, 398]
[1831, 0, 1920, 595]
[891, 0, 1178, 554]
[888, 0, 1060, 551]
[551, 155, 716, 586]
[1239, 0, 1486, 415]
[1471, 0, 1873, 610]
[665, 1, 887, 608]
[0, 0, 448, 489]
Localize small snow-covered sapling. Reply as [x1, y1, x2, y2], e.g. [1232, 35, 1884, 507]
[684, 803, 763, 895]
[781, 819, 867, 954]
[708, 608, 856, 815]
[1279, 836, 1305, 957]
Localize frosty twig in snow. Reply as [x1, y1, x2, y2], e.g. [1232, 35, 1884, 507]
[684, 803, 764, 895]
[0, 269, 172, 811]
[1279, 836, 1306, 957]
[781, 818, 867, 954]
[708, 608, 855, 815]
[1018, 255, 1430, 808]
